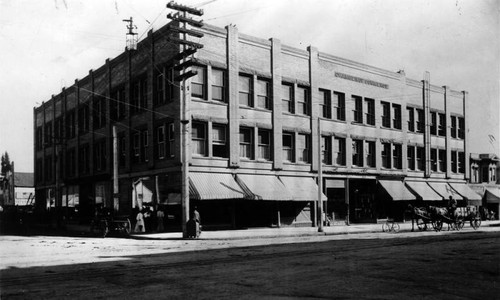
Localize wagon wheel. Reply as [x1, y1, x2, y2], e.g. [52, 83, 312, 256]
[456, 218, 464, 231]
[392, 223, 400, 233]
[432, 220, 443, 232]
[471, 218, 481, 230]
[416, 218, 427, 231]
[382, 223, 390, 232]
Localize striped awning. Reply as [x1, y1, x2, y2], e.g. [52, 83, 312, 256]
[427, 182, 463, 201]
[189, 172, 246, 200]
[379, 180, 416, 201]
[405, 181, 443, 201]
[449, 183, 482, 206]
[236, 174, 293, 201]
[279, 176, 327, 201]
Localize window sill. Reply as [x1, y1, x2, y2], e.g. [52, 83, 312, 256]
[350, 122, 376, 128]
[239, 106, 272, 113]
[192, 98, 228, 106]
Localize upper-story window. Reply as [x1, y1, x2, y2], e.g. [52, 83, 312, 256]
[282, 83, 294, 113]
[78, 105, 90, 135]
[191, 66, 206, 99]
[192, 122, 207, 157]
[321, 136, 332, 165]
[393, 144, 402, 169]
[430, 148, 438, 171]
[438, 149, 446, 172]
[352, 139, 363, 167]
[111, 88, 126, 121]
[132, 129, 149, 164]
[365, 98, 375, 126]
[451, 151, 458, 173]
[334, 137, 346, 166]
[239, 127, 253, 159]
[256, 78, 271, 110]
[365, 140, 375, 167]
[407, 146, 416, 171]
[458, 117, 465, 139]
[407, 107, 415, 132]
[321, 89, 332, 119]
[297, 134, 311, 163]
[297, 86, 310, 115]
[93, 96, 106, 129]
[282, 133, 294, 162]
[381, 102, 391, 128]
[352, 95, 363, 123]
[416, 108, 425, 133]
[438, 113, 446, 137]
[211, 68, 226, 102]
[155, 68, 174, 105]
[458, 151, 465, 173]
[131, 77, 148, 114]
[66, 110, 76, 139]
[212, 124, 228, 158]
[392, 104, 402, 130]
[258, 129, 272, 161]
[381, 143, 391, 169]
[93, 139, 107, 172]
[36, 127, 43, 151]
[334, 92, 346, 121]
[44, 121, 53, 147]
[239, 75, 252, 107]
[416, 146, 425, 171]
[450, 116, 457, 138]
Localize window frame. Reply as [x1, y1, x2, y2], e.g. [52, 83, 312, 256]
[238, 74, 252, 107]
[212, 124, 228, 158]
[282, 83, 294, 114]
[257, 129, 272, 161]
[239, 127, 253, 160]
[352, 95, 363, 123]
[211, 68, 226, 102]
[365, 98, 375, 126]
[381, 101, 391, 128]
[282, 132, 295, 162]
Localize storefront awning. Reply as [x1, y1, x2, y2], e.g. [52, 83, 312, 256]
[280, 176, 327, 201]
[379, 180, 416, 201]
[449, 183, 482, 206]
[405, 181, 443, 201]
[427, 182, 463, 201]
[485, 187, 500, 203]
[189, 172, 246, 200]
[236, 174, 293, 201]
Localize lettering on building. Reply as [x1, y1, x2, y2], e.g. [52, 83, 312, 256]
[335, 72, 389, 89]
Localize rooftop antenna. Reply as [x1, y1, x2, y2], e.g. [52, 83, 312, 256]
[123, 17, 138, 50]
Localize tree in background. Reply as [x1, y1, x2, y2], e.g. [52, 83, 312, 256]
[1, 151, 12, 176]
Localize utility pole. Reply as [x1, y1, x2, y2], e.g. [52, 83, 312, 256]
[317, 119, 324, 232]
[113, 125, 119, 213]
[166, 1, 204, 238]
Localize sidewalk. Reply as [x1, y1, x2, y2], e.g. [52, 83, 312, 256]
[129, 220, 500, 240]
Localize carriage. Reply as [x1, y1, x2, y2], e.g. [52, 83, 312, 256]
[409, 205, 464, 232]
[90, 208, 131, 238]
[457, 208, 481, 230]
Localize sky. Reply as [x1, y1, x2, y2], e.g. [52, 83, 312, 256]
[0, 0, 498, 172]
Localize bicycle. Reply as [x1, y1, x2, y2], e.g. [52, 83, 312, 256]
[382, 219, 400, 233]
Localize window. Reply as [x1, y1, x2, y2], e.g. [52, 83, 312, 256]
[334, 92, 346, 121]
[407, 146, 415, 170]
[430, 112, 437, 135]
[156, 125, 166, 160]
[321, 89, 332, 119]
[365, 98, 375, 125]
[212, 124, 228, 158]
[352, 96, 363, 123]
[44, 121, 52, 147]
[430, 148, 438, 171]
[111, 88, 126, 121]
[365, 140, 375, 167]
[352, 139, 363, 167]
[192, 122, 207, 157]
[458, 117, 465, 139]
[54, 117, 63, 140]
[156, 72, 166, 105]
[78, 105, 90, 135]
[282, 133, 294, 162]
[282, 83, 294, 113]
[438, 113, 446, 136]
[458, 152, 465, 173]
[66, 148, 76, 178]
[36, 127, 43, 151]
[131, 77, 148, 114]
[297, 134, 311, 163]
[392, 104, 402, 130]
[93, 96, 106, 129]
[256, 79, 271, 109]
[191, 66, 206, 99]
[258, 129, 272, 160]
[119, 135, 126, 167]
[211, 69, 225, 102]
[438, 149, 446, 172]
[36, 159, 43, 182]
[94, 140, 106, 172]
[416, 147, 425, 171]
[141, 130, 149, 163]
[450, 116, 457, 138]
[297, 87, 310, 115]
[334, 137, 346, 166]
[451, 151, 457, 173]
[132, 129, 149, 163]
[393, 144, 402, 169]
[416, 109, 425, 133]
[79, 144, 90, 174]
[239, 75, 252, 106]
[382, 143, 391, 169]
[381, 102, 391, 128]
[66, 110, 76, 139]
[407, 107, 415, 132]
[239, 127, 253, 159]
[45, 155, 53, 182]
[321, 136, 332, 165]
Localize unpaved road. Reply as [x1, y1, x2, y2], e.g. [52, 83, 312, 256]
[1, 228, 499, 299]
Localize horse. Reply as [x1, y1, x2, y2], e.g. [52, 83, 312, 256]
[428, 206, 462, 231]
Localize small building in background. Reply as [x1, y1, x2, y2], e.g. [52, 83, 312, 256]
[469, 153, 500, 219]
[1, 171, 35, 206]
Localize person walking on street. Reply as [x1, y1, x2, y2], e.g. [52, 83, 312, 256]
[134, 210, 145, 233]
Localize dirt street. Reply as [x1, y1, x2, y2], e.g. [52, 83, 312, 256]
[1, 229, 499, 299]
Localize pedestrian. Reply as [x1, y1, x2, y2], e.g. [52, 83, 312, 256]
[192, 206, 200, 224]
[157, 208, 165, 232]
[134, 210, 145, 233]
